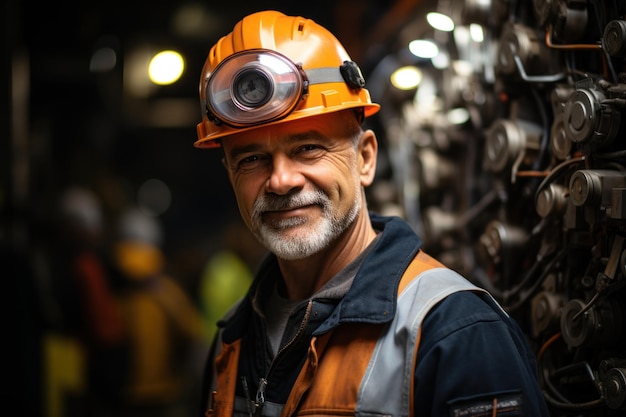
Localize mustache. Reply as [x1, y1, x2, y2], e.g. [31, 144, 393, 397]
[253, 190, 329, 214]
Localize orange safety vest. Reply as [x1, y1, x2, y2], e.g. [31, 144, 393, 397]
[205, 251, 488, 417]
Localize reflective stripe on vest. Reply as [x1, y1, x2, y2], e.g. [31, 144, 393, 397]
[206, 251, 498, 417]
[356, 266, 487, 417]
[291, 251, 493, 417]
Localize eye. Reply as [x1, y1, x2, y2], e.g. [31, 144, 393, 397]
[301, 144, 320, 151]
[241, 154, 259, 164]
[234, 153, 268, 172]
[296, 143, 325, 157]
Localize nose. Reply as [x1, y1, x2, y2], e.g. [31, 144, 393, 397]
[265, 154, 305, 195]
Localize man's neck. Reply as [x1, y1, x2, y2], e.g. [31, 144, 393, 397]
[276, 211, 377, 301]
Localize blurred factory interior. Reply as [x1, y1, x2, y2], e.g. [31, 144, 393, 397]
[6, 1, 436, 416]
[6, 0, 626, 416]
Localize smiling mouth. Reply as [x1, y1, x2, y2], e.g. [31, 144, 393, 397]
[261, 204, 321, 224]
[254, 190, 327, 227]
[264, 204, 317, 216]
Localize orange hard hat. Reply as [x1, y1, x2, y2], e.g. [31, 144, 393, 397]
[195, 10, 380, 148]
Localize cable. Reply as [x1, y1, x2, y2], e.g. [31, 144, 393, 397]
[533, 155, 586, 207]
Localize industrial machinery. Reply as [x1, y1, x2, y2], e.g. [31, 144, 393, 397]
[375, 1, 626, 415]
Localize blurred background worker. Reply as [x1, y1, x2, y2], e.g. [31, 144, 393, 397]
[49, 186, 128, 417]
[109, 208, 206, 417]
[197, 220, 263, 343]
[41, 187, 208, 417]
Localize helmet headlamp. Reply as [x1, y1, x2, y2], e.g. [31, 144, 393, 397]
[205, 49, 353, 127]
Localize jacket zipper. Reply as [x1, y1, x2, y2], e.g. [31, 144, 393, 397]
[243, 300, 313, 417]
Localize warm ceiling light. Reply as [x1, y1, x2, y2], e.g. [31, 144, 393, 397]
[470, 23, 485, 42]
[148, 50, 185, 85]
[452, 60, 474, 76]
[431, 51, 450, 69]
[408, 39, 439, 59]
[447, 107, 470, 125]
[426, 12, 455, 32]
[390, 66, 423, 90]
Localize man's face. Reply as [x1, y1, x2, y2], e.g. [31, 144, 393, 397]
[221, 111, 374, 260]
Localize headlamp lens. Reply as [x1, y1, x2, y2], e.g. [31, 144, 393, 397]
[206, 51, 304, 127]
[233, 68, 273, 107]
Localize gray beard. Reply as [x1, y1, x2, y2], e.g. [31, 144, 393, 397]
[251, 188, 362, 260]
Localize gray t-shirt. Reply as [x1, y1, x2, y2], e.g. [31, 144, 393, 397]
[264, 233, 381, 356]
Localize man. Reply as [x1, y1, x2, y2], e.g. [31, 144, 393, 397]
[194, 10, 549, 417]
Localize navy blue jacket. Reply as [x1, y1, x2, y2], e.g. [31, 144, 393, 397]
[201, 214, 549, 416]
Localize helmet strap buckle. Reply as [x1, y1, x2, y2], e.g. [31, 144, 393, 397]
[340, 61, 366, 89]
[296, 63, 310, 99]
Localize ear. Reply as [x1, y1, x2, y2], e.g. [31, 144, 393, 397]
[358, 129, 378, 187]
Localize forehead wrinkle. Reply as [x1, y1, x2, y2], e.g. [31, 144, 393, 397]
[229, 128, 326, 155]
[224, 115, 347, 162]
[289, 130, 326, 143]
[226, 142, 263, 161]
